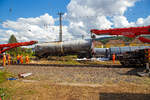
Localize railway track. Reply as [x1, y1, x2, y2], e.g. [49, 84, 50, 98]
[7, 63, 146, 85]
[11, 63, 138, 68]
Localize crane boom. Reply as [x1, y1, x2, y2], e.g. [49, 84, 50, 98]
[0, 41, 37, 54]
[91, 25, 150, 42]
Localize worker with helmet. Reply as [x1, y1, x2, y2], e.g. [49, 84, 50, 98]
[20, 55, 24, 64]
[148, 49, 150, 61]
[7, 54, 11, 65]
[17, 54, 20, 64]
[25, 55, 29, 64]
[112, 53, 116, 64]
[3, 53, 6, 66]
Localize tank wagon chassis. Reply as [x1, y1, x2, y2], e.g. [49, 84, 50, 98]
[117, 49, 150, 76]
[118, 49, 149, 67]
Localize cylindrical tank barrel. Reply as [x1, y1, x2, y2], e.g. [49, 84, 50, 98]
[109, 46, 150, 55]
[94, 48, 109, 57]
[35, 39, 93, 58]
[94, 46, 150, 58]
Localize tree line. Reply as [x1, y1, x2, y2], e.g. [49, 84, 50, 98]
[7, 34, 34, 57]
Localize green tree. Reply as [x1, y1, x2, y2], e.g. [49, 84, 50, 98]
[8, 34, 18, 43]
[7, 34, 20, 57]
[7, 35, 34, 57]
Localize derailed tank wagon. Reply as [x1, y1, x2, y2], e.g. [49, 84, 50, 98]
[94, 46, 150, 66]
[35, 39, 94, 58]
[91, 25, 150, 67]
[34, 25, 150, 67]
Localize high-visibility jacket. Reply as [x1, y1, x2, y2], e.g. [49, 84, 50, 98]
[148, 49, 150, 61]
[17, 55, 20, 60]
[145, 49, 150, 62]
[3, 54, 6, 66]
[25, 56, 29, 64]
[20, 56, 23, 64]
[112, 54, 116, 64]
[8, 55, 11, 65]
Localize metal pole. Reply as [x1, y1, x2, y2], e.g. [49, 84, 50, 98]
[58, 12, 64, 42]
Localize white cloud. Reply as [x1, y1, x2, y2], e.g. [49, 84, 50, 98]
[18, 13, 54, 26]
[0, 13, 73, 43]
[66, 0, 139, 38]
[1, 0, 150, 44]
[113, 16, 135, 27]
[112, 15, 150, 28]
[96, 16, 113, 29]
[2, 13, 55, 31]
[136, 16, 150, 26]
[67, 0, 138, 17]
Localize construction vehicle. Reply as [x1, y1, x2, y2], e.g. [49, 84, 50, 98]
[91, 25, 150, 76]
[0, 41, 37, 54]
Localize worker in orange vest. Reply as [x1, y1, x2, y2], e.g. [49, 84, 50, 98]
[112, 53, 116, 64]
[7, 54, 11, 65]
[17, 54, 20, 64]
[145, 49, 150, 62]
[25, 55, 29, 64]
[3, 53, 6, 66]
[20, 55, 24, 64]
[148, 49, 150, 61]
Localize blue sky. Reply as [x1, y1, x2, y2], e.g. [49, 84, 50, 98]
[0, 0, 70, 22]
[0, 0, 150, 23]
[0, 0, 150, 43]
[124, 0, 150, 22]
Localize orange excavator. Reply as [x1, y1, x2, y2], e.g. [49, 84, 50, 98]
[0, 40, 37, 54]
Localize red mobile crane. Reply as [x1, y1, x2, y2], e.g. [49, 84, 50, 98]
[0, 40, 37, 54]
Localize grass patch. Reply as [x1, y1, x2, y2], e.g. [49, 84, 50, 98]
[31, 55, 121, 65]
[0, 88, 11, 100]
[0, 70, 14, 99]
[0, 70, 14, 83]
